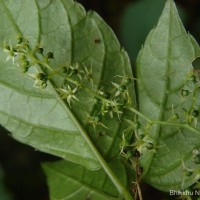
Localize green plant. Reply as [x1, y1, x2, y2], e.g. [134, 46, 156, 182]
[1, 0, 200, 199]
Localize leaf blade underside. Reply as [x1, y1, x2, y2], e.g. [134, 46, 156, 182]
[136, 0, 200, 191]
[0, 0, 135, 170]
[43, 159, 128, 200]
[0, 0, 137, 198]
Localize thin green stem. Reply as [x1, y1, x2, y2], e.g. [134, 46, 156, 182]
[85, 87, 111, 103]
[153, 120, 200, 135]
[32, 55, 80, 85]
[127, 106, 152, 123]
[30, 55, 53, 72]
[128, 106, 200, 136]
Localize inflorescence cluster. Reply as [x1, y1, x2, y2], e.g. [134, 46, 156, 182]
[3, 36, 133, 131]
[3, 36, 200, 189]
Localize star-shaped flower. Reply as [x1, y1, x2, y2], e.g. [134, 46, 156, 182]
[57, 85, 79, 107]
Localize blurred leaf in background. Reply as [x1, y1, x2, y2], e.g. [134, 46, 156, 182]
[0, 168, 13, 200]
[120, 0, 187, 62]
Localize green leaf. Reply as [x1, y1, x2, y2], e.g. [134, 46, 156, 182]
[43, 160, 128, 200]
[120, 0, 187, 62]
[136, 0, 200, 191]
[0, 0, 135, 198]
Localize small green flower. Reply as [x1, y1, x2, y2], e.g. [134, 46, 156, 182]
[123, 119, 142, 138]
[61, 65, 69, 74]
[112, 82, 127, 97]
[16, 38, 30, 51]
[3, 43, 17, 63]
[146, 141, 154, 150]
[83, 64, 93, 87]
[34, 79, 48, 89]
[100, 99, 123, 119]
[119, 133, 129, 156]
[189, 75, 197, 84]
[37, 47, 44, 54]
[181, 89, 190, 96]
[112, 81, 132, 104]
[119, 85, 126, 92]
[57, 85, 79, 107]
[27, 72, 48, 89]
[173, 113, 179, 119]
[87, 114, 107, 130]
[20, 60, 30, 73]
[46, 52, 54, 60]
[191, 110, 199, 117]
[96, 89, 105, 96]
[36, 72, 47, 81]
[193, 149, 199, 156]
[137, 130, 145, 140]
[17, 35, 23, 44]
[124, 77, 131, 85]
[115, 75, 135, 85]
[3, 45, 11, 52]
[68, 63, 83, 79]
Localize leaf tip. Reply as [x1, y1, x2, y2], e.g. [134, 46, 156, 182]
[87, 10, 95, 17]
[164, 0, 178, 13]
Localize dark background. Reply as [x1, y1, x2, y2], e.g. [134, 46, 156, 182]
[1, 0, 200, 200]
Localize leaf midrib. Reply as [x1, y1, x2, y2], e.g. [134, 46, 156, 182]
[143, 1, 173, 178]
